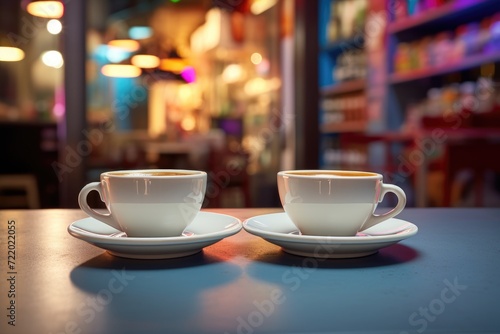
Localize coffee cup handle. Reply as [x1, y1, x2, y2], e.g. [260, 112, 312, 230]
[360, 183, 407, 231]
[78, 182, 121, 231]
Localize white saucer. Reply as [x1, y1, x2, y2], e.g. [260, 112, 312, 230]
[68, 212, 242, 259]
[243, 213, 418, 258]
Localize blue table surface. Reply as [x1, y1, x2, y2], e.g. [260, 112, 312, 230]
[0, 207, 499, 334]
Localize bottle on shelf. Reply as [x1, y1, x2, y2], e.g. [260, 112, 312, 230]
[333, 50, 367, 82]
[321, 94, 367, 128]
[403, 77, 500, 130]
[485, 14, 500, 53]
[326, 0, 368, 43]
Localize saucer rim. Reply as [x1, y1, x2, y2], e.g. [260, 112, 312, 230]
[68, 211, 242, 246]
[242, 212, 418, 245]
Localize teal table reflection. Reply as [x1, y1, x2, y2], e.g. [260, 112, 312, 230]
[0, 208, 499, 334]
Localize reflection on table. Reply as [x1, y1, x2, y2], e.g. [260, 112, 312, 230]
[0, 207, 499, 333]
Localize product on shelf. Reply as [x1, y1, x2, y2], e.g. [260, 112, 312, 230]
[323, 147, 367, 168]
[392, 0, 451, 20]
[402, 77, 500, 130]
[430, 31, 454, 67]
[321, 94, 366, 125]
[326, 0, 367, 43]
[319, 0, 371, 171]
[333, 50, 367, 82]
[392, 0, 408, 21]
[394, 43, 411, 72]
[484, 14, 500, 53]
[393, 13, 498, 73]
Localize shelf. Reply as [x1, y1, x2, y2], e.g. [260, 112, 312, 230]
[321, 35, 364, 55]
[320, 121, 367, 134]
[387, 0, 500, 38]
[389, 51, 500, 84]
[320, 79, 365, 96]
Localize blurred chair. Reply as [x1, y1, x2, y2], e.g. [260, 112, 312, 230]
[206, 147, 251, 208]
[443, 140, 500, 206]
[0, 174, 40, 209]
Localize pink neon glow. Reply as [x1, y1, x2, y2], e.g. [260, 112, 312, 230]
[181, 66, 196, 83]
[52, 87, 65, 118]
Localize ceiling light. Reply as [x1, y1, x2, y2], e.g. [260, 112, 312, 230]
[105, 45, 132, 63]
[131, 54, 160, 69]
[244, 77, 281, 96]
[0, 46, 25, 62]
[101, 64, 141, 78]
[251, 0, 278, 15]
[159, 49, 186, 74]
[41, 50, 64, 68]
[128, 26, 153, 40]
[47, 19, 62, 35]
[181, 116, 196, 132]
[107, 39, 140, 52]
[159, 59, 185, 74]
[191, 9, 221, 54]
[250, 52, 263, 65]
[222, 64, 245, 83]
[25, 1, 64, 18]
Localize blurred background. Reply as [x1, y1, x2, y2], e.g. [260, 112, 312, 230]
[1, 0, 499, 209]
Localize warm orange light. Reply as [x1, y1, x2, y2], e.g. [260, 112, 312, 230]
[41, 50, 63, 68]
[222, 64, 245, 83]
[107, 39, 140, 52]
[47, 19, 62, 34]
[131, 54, 160, 69]
[26, 1, 64, 19]
[250, 52, 263, 65]
[0, 47, 25, 62]
[159, 58, 186, 74]
[181, 116, 196, 131]
[251, 0, 278, 15]
[101, 64, 141, 78]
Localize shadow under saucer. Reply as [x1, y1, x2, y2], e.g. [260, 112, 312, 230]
[69, 251, 243, 333]
[247, 243, 420, 270]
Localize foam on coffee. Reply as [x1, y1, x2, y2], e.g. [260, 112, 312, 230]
[287, 171, 377, 177]
[110, 171, 198, 177]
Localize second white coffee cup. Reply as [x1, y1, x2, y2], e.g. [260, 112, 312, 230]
[277, 170, 406, 236]
[78, 169, 207, 237]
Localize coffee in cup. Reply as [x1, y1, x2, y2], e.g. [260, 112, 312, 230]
[78, 169, 207, 237]
[277, 170, 406, 236]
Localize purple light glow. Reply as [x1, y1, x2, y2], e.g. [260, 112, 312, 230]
[181, 66, 196, 83]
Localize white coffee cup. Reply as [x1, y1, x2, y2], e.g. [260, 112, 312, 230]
[78, 169, 207, 237]
[277, 170, 406, 236]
